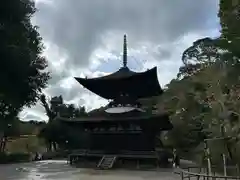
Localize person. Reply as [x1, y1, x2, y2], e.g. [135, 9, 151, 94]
[34, 152, 42, 161]
[38, 153, 42, 160]
[172, 149, 180, 168]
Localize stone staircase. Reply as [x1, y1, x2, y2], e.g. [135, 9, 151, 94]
[97, 155, 117, 170]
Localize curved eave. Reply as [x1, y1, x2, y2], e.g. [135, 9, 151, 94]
[85, 66, 137, 80]
[56, 113, 173, 130]
[74, 67, 163, 99]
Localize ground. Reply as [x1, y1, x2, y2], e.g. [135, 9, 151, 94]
[0, 160, 182, 180]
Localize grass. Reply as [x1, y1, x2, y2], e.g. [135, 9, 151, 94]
[6, 135, 46, 154]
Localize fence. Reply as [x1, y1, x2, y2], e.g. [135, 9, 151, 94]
[177, 166, 240, 180]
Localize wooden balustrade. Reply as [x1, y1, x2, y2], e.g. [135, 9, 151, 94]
[177, 166, 240, 180]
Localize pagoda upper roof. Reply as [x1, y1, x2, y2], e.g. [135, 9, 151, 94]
[75, 35, 163, 100]
[75, 66, 163, 100]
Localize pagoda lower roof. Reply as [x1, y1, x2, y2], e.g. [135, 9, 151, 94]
[57, 113, 167, 122]
[56, 112, 173, 130]
[75, 66, 163, 100]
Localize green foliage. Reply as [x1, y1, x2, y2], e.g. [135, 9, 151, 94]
[177, 37, 220, 78]
[218, 0, 240, 58]
[2, 118, 45, 138]
[161, 45, 240, 161]
[0, 0, 49, 153]
[0, 0, 50, 121]
[39, 94, 87, 151]
[158, 1, 240, 167]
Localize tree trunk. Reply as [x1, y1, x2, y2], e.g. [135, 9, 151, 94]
[45, 140, 52, 152]
[0, 132, 3, 152]
[0, 136, 7, 153]
[53, 142, 57, 151]
[0, 137, 3, 152]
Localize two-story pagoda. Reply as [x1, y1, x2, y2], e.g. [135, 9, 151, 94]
[57, 35, 173, 169]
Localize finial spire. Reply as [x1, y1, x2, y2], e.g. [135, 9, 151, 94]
[123, 34, 127, 67]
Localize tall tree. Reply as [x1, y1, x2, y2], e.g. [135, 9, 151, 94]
[0, 0, 49, 152]
[161, 34, 240, 165]
[177, 38, 220, 78]
[0, 0, 50, 119]
[39, 94, 63, 151]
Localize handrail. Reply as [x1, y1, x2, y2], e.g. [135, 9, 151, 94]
[97, 156, 105, 168]
[109, 156, 117, 168]
[97, 155, 117, 169]
[178, 166, 240, 180]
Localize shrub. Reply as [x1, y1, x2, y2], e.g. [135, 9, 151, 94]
[0, 152, 30, 164]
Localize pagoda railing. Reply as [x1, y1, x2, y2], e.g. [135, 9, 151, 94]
[176, 166, 240, 180]
[107, 97, 142, 108]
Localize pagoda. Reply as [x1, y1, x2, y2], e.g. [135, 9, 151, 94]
[57, 35, 173, 169]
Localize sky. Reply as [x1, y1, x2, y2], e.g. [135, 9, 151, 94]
[19, 0, 220, 121]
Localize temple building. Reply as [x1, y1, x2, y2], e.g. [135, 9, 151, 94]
[57, 35, 173, 169]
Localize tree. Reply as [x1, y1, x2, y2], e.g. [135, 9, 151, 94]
[159, 78, 208, 150]
[0, 0, 49, 152]
[177, 38, 220, 78]
[158, 28, 240, 166]
[218, 0, 240, 58]
[39, 94, 64, 151]
[217, 2, 240, 162]
[39, 94, 89, 151]
[0, 0, 50, 121]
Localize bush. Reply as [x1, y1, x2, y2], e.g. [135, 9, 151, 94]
[0, 152, 30, 164]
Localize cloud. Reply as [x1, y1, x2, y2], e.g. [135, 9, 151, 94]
[19, 0, 220, 121]
[20, 103, 48, 121]
[34, 0, 219, 68]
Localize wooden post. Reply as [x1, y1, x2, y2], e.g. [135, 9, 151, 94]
[207, 154, 212, 177]
[223, 153, 227, 177]
[180, 171, 184, 180]
[220, 125, 227, 177]
[206, 146, 212, 178]
[236, 164, 240, 179]
[204, 140, 212, 180]
[206, 166, 209, 180]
